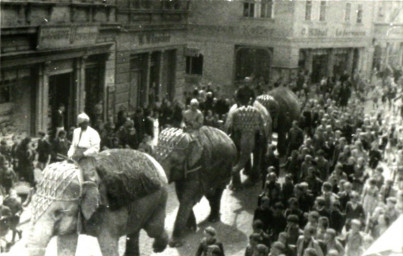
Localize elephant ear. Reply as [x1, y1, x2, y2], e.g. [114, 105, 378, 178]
[81, 182, 100, 220]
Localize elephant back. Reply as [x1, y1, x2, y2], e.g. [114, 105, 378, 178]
[256, 94, 279, 119]
[268, 87, 301, 125]
[94, 149, 168, 210]
[198, 126, 237, 190]
[231, 106, 264, 134]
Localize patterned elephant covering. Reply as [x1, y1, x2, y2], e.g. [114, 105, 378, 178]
[256, 94, 279, 129]
[93, 149, 168, 210]
[154, 126, 236, 193]
[31, 161, 82, 223]
[226, 105, 267, 136]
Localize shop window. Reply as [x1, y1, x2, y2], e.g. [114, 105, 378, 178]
[319, 1, 326, 21]
[0, 82, 11, 104]
[186, 55, 203, 75]
[356, 4, 363, 23]
[305, 0, 312, 21]
[243, 0, 274, 18]
[344, 3, 351, 22]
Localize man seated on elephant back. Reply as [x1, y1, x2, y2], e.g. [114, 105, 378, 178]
[67, 113, 101, 163]
[182, 99, 204, 148]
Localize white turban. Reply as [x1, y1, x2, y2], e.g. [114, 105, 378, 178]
[77, 113, 90, 124]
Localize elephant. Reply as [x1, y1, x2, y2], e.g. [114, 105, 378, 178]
[225, 100, 272, 188]
[256, 87, 301, 156]
[153, 126, 237, 247]
[26, 149, 169, 256]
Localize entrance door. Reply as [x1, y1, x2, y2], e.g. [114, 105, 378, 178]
[311, 54, 328, 83]
[48, 73, 73, 137]
[85, 63, 103, 127]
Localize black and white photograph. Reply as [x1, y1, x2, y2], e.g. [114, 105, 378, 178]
[0, 0, 402, 255]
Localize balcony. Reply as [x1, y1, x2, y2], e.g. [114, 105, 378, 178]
[117, 0, 189, 29]
[1, 0, 118, 28]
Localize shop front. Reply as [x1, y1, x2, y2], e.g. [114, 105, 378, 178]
[0, 25, 113, 136]
[234, 46, 272, 84]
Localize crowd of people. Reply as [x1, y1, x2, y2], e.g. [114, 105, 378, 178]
[0, 66, 402, 254]
[207, 69, 402, 256]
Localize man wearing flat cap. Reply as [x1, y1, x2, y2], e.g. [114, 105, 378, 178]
[67, 113, 101, 162]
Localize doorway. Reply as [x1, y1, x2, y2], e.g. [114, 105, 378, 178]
[311, 54, 328, 83]
[48, 73, 73, 137]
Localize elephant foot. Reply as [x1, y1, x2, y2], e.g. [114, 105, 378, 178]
[228, 183, 243, 191]
[153, 234, 168, 253]
[208, 214, 220, 223]
[243, 178, 258, 188]
[169, 238, 184, 248]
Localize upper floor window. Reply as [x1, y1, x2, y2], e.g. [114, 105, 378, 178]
[377, 6, 384, 20]
[356, 4, 363, 23]
[305, 0, 312, 21]
[319, 1, 326, 21]
[345, 3, 351, 22]
[243, 0, 274, 18]
[186, 55, 203, 75]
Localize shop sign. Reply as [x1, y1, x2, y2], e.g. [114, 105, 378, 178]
[301, 27, 327, 37]
[138, 32, 171, 45]
[38, 25, 98, 50]
[335, 29, 366, 37]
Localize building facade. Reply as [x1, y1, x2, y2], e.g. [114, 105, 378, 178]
[0, 0, 189, 136]
[372, 0, 403, 71]
[186, 0, 374, 95]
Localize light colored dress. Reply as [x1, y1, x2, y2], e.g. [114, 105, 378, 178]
[362, 185, 379, 217]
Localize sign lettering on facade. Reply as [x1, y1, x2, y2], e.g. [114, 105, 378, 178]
[138, 32, 171, 45]
[335, 29, 366, 37]
[38, 25, 99, 49]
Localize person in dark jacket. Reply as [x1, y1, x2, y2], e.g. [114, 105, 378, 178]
[196, 226, 225, 256]
[287, 121, 305, 156]
[36, 132, 52, 170]
[15, 138, 35, 187]
[253, 197, 273, 231]
[51, 131, 70, 162]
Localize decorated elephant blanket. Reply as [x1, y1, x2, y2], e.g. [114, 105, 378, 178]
[93, 149, 168, 209]
[155, 126, 236, 194]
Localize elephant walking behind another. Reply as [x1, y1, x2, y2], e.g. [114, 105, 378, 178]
[26, 149, 169, 256]
[153, 126, 237, 247]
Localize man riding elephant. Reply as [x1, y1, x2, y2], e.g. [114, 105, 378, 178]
[67, 113, 101, 162]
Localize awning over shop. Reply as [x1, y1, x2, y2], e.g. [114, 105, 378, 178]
[363, 214, 403, 256]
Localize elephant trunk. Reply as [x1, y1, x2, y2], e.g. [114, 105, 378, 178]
[234, 132, 255, 173]
[26, 221, 54, 256]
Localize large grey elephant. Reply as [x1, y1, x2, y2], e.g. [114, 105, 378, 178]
[225, 99, 272, 188]
[26, 149, 169, 256]
[153, 126, 237, 247]
[256, 87, 301, 156]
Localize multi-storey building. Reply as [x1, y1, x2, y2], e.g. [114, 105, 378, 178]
[372, 0, 403, 71]
[0, 0, 189, 136]
[186, 0, 374, 95]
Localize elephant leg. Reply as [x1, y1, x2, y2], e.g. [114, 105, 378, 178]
[124, 232, 140, 256]
[57, 233, 78, 256]
[97, 229, 119, 256]
[186, 209, 197, 232]
[206, 187, 225, 222]
[277, 132, 287, 157]
[144, 205, 169, 253]
[170, 181, 199, 247]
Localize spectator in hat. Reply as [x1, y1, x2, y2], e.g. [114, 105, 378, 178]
[267, 202, 287, 242]
[254, 197, 272, 231]
[196, 226, 225, 256]
[270, 241, 285, 256]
